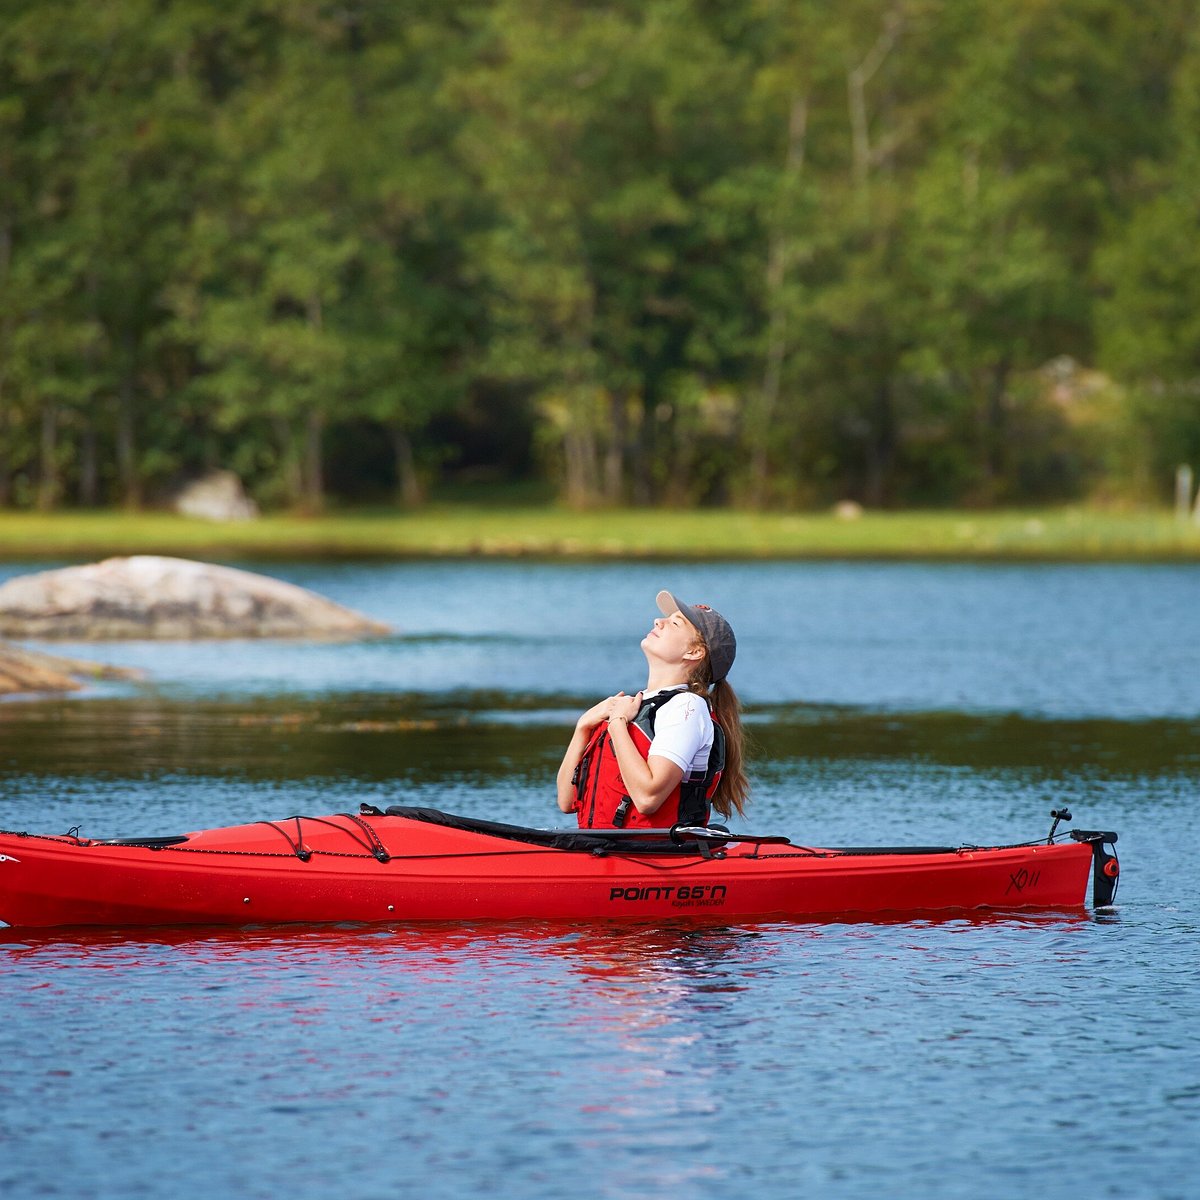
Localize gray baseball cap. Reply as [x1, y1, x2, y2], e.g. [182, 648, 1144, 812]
[656, 590, 737, 682]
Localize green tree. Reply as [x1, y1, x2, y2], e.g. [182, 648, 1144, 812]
[2, 0, 239, 508]
[170, 2, 480, 510]
[457, 0, 758, 506]
[1097, 18, 1200, 493]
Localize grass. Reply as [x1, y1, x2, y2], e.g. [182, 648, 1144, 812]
[2, 504, 1200, 562]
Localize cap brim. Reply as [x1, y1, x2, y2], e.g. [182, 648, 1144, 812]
[656, 589, 685, 619]
[656, 590, 709, 635]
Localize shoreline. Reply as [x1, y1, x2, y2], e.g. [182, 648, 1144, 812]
[2, 505, 1200, 563]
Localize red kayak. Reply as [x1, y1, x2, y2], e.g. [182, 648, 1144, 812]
[0, 805, 1120, 929]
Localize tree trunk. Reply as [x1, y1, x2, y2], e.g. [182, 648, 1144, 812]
[117, 362, 141, 510]
[0, 404, 9, 508]
[303, 409, 324, 514]
[664, 417, 696, 507]
[37, 402, 59, 511]
[79, 418, 98, 506]
[863, 381, 896, 507]
[275, 417, 303, 508]
[630, 396, 652, 506]
[560, 279, 602, 508]
[300, 291, 327, 514]
[563, 415, 599, 509]
[560, 372, 602, 508]
[847, 11, 902, 218]
[390, 424, 423, 507]
[603, 392, 626, 504]
[749, 92, 809, 508]
[0, 218, 9, 506]
[984, 358, 1010, 490]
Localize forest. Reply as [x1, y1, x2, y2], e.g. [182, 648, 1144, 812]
[2, 0, 1199, 513]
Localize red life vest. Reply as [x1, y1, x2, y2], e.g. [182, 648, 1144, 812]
[571, 690, 725, 829]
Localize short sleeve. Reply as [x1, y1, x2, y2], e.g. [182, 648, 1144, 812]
[647, 692, 711, 777]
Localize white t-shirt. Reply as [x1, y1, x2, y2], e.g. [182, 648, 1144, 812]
[644, 687, 713, 780]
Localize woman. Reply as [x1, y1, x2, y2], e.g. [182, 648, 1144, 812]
[557, 590, 749, 829]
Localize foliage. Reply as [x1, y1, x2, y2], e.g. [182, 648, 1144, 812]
[1, 0, 1197, 511]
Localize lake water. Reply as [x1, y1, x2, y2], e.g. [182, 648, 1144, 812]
[2, 561, 1198, 1199]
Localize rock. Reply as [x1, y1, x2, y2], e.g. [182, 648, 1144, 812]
[0, 640, 143, 694]
[172, 471, 259, 522]
[0, 556, 391, 640]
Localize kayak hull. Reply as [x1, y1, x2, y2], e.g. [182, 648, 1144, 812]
[0, 809, 1118, 929]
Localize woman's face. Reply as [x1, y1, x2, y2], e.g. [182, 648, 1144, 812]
[642, 609, 705, 668]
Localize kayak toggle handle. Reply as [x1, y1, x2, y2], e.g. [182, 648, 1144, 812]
[1046, 808, 1072, 843]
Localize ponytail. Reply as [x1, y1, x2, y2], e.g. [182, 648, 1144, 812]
[686, 649, 750, 820]
[708, 678, 749, 819]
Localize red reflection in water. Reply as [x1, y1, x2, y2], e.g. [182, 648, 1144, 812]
[0, 907, 1094, 959]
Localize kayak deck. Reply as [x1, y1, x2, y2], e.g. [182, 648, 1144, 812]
[0, 805, 1120, 929]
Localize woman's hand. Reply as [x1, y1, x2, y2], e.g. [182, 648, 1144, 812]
[576, 692, 634, 734]
[608, 691, 643, 726]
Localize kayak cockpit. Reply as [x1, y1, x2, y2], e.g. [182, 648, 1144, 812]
[362, 804, 800, 857]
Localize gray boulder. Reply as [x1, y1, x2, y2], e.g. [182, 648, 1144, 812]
[0, 556, 391, 640]
[172, 471, 259, 522]
[0, 640, 142, 693]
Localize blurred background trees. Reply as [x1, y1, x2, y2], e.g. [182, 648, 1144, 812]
[1, 0, 1196, 511]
